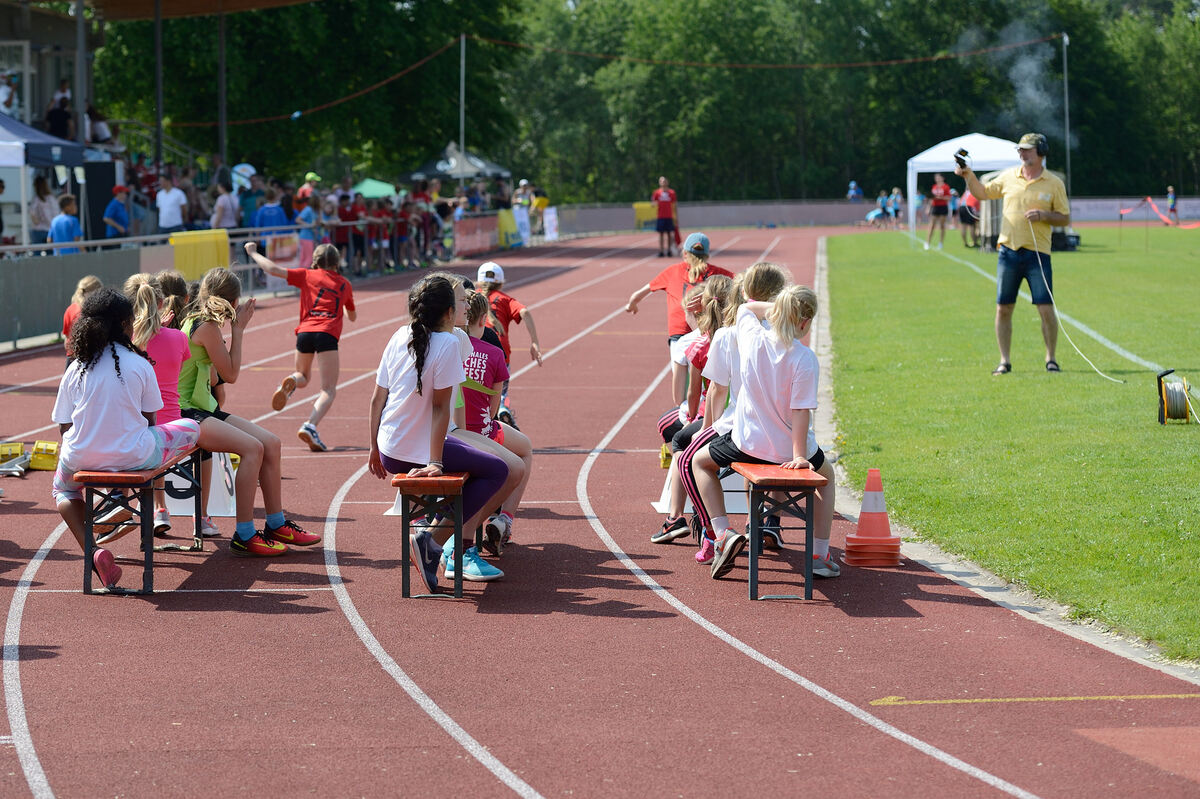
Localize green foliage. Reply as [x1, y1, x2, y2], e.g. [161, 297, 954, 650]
[92, 0, 1200, 200]
[828, 228, 1200, 660]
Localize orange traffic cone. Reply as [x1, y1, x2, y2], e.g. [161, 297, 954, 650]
[843, 468, 901, 567]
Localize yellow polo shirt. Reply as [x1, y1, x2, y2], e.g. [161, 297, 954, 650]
[983, 166, 1069, 254]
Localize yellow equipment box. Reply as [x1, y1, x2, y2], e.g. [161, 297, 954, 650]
[0, 442, 25, 462]
[30, 441, 59, 471]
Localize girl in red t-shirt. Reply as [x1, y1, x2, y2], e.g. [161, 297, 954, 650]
[62, 275, 102, 364]
[245, 241, 357, 452]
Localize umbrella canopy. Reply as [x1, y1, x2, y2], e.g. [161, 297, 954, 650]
[352, 178, 398, 199]
[405, 142, 511, 183]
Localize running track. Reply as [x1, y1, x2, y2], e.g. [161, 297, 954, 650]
[1, 230, 1198, 797]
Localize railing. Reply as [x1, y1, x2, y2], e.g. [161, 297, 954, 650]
[110, 119, 205, 169]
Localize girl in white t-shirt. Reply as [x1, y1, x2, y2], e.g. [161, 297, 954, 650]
[51, 288, 204, 590]
[689, 282, 840, 582]
[678, 262, 788, 564]
[367, 275, 510, 594]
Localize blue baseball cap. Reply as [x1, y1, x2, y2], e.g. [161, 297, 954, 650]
[683, 232, 710, 259]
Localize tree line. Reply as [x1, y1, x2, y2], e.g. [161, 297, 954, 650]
[93, 0, 1199, 203]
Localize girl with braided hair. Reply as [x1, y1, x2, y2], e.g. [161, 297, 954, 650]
[368, 275, 510, 593]
[177, 267, 321, 557]
[51, 287, 205, 590]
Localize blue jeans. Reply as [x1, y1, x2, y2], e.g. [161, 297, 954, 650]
[997, 245, 1053, 305]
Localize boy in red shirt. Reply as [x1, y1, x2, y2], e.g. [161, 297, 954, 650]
[476, 261, 543, 428]
[651, 175, 677, 257]
[245, 241, 357, 452]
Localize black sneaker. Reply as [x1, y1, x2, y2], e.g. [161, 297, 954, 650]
[409, 529, 442, 593]
[747, 514, 784, 550]
[650, 516, 691, 544]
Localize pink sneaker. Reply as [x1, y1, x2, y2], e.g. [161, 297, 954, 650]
[93, 548, 122, 589]
[695, 537, 715, 564]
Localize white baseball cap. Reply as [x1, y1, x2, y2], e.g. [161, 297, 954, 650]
[477, 262, 505, 283]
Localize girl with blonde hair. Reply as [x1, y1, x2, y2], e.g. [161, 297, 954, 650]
[178, 266, 321, 556]
[62, 275, 102, 362]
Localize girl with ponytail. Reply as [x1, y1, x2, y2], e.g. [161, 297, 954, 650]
[368, 275, 510, 593]
[177, 267, 322, 557]
[52, 287, 204, 590]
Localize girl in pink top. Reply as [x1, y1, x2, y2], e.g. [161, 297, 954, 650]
[125, 273, 192, 536]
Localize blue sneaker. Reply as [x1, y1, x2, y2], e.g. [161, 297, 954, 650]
[444, 546, 504, 582]
[409, 529, 443, 593]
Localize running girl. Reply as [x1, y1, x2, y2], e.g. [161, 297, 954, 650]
[476, 261, 543, 427]
[178, 267, 321, 556]
[368, 275, 510, 593]
[688, 282, 839, 581]
[247, 241, 357, 452]
[52, 288, 204, 589]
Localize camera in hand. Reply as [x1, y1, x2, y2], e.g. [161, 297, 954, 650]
[954, 148, 969, 169]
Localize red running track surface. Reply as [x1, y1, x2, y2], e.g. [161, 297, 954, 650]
[1, 230, 1198, 798]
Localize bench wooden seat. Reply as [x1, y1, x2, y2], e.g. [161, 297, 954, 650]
[731, 462, 828, 601]
[391, 472, 468, 598]
[75, 448, 203, 595]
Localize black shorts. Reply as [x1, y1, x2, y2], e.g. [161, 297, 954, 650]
[931, 204, 948, 217]
[958, 206, 974, 225]
[180, 407, 231, 462]
[296, 331, 339, 353]
[655, 218, 675, 233]
[706, 431, 825, 472]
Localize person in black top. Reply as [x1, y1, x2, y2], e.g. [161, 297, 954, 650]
[46, 97, 73, 140]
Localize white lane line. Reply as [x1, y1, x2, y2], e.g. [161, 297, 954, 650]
[756, 235, 782, 262]
[27, 587, 336, 595]
[322, 465, 543, 799]
[925, 236, 1162, 372]
[4, 523, 64, 798]
[574, 366, 1041, 799]
[0, 374, 61, 397]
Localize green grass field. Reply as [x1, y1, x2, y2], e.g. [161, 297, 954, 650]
[827, 226, 1200, 661]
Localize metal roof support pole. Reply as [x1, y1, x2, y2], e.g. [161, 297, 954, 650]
[154, 0, 163, 175]
[75, 0, 86, 145]
[218, 10, 227, 165]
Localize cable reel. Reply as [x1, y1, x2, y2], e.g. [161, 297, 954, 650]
[1158, 369, 1198, 424]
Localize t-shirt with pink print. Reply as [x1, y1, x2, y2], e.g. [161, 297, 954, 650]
[461, 334, 509, 437]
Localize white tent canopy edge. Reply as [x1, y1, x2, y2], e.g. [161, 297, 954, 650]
[906, 132, 1022, 233]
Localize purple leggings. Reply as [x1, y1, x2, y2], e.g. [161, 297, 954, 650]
[381, 436, 509, 523]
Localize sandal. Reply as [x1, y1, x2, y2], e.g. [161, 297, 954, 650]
[1045, 360, 1061, 372]
[992, 362, 1012, 375]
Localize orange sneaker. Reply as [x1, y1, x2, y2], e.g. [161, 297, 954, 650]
[271, 376, 296, 411]
[230, 531, 288, 557]
[266, 519, 321, 547]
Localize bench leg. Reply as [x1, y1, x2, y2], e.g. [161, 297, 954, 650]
[401, 496, 412, 598]
[748, 487, 762, 601]
[83, 487, 95, 594]
[191, 452, 204, 548]
[139, 486, 154, 594]
[803, 489, 814, 601]
[452, 495, 463, 599]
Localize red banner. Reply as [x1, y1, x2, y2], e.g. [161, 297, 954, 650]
[455, 214, 499, 256]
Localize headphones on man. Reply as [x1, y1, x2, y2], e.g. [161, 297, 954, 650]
[1032, 133, 1048, 157]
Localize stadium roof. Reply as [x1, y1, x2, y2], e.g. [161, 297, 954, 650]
[90, 0, 315, 22]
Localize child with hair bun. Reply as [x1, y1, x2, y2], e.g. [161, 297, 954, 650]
[688, 277, 839, 581]
[178, 267, 321, 556]
[368, 275, 511, 593]
[245, 241, 357, 452]
[51, 287, 205, 589]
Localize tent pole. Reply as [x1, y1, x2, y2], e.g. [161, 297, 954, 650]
[1061, 32, 1071, 197]
[154, 0, 163, 176]
[74, 0, 85, 146]
[459, 33, 466, 188]
[19, 164, 29, 247]
[218, 10, 227, 165]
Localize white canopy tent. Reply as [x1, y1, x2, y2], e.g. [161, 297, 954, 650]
[906, 133, 1021, 232]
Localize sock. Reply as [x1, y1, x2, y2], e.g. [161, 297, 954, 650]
[234, 521, 257, 542]
[500, 510, 513, 523]
[813, 538, 830, 558]
[711, 516, 729, 537]
[265, 511, 286, 530]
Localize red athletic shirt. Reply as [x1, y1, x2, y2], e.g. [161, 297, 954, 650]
[286, 267, 356, 338]
[930, 182, 952, 207]
[647, 262, 734, 337]
[62, 303, 81, 356]
[651, 188, 677, 219]
[334, 204, 356, 243]
[484, 289, 526, 363]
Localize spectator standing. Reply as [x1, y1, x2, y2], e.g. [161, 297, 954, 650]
[514, 179, 533, 208]
[494, 178, 511, 210]
[29, 175, 58, 249]
[51, 79, 71, 107]
[0, 72, 17, 117]
[253, 187, 288, 230]
[296, 172, 321, 205]
[296, 194, 319, 268]
[155, 174, 188, 234]
[1167, 185, 1178, 225]
[651, 176, 678, 257]
[45, 97, 73, 140]
[925, 173, 952, 249]
[102, 185, 130, 242]
[960, 189, 980, 248]
[239, 173, 264, 227]
[209, 178, 239, 230]
[47, 194, 83, 254]
[846, 180, 863, 202]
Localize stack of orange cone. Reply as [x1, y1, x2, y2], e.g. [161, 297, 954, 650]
[843, 468, 901, 567]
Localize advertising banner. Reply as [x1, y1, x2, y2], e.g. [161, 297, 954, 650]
[512, 205, 532, 246]
[263, 232, 299, 292]
[455, 214, 499, 256]
[543, 207, 559, 241]
[497, 209, 523, 249]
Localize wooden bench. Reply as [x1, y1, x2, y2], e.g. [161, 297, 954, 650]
[731, 462, 828, 601]
[392, 472, 468, 598]
[74, 448, 203, 595]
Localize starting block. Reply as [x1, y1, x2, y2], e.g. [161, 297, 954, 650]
[1, 442, 24, 461]
[1, 443, 30, 478]
[29, 441, 59, 471]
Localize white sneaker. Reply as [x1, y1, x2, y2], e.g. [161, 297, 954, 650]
[923, 242, 930, 251]
[153, 508, 171, 535]
[199, 516, 221, 538]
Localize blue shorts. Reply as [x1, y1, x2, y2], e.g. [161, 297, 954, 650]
[997, 245, 1053, 305]
[655, 218, 675, 233]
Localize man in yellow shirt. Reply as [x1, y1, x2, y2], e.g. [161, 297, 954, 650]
[957, 132, 1070, 375]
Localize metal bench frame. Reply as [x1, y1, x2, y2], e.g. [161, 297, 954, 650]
[732, 463, 827, 601]
[393, 473, 468, 599]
